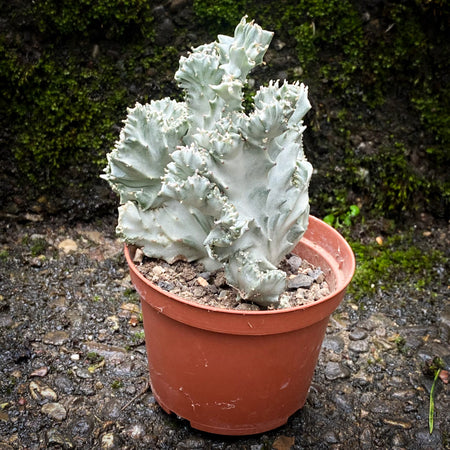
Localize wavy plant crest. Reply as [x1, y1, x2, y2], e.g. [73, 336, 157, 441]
[102, 16, 313, 307]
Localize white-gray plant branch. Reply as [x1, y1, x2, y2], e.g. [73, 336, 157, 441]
[102, 17, 313, 307]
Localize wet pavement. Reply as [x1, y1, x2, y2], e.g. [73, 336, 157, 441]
[0, 215, 449, 449]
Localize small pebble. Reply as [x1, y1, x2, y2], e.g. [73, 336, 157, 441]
[152, 265, 165, 276]
[133, 248, 144, 263]
[286, 255, 302, 272]
[287, 274, 314, 289]
[334, 393, 353, 413]
[101, 398, 123, 420]
[349, 328, 368, 341]
[235, 303, 260, 311]
[323, 430, 339, 444]
[29, 381, 57, 401]
[415, 428, 442, 447]
[176, 437, 207, 449]
[391, 389, 416, 400]
[58, 239, 78, 254]
[43, 331, 69, 346]
[157, 280, 174, 291]
[30, 366, 48, 377]
[101, 432, 119, 449]
[41, 402, 67, 421]
[322, 336, 345, 353]
[348, 340, 370, 353]
[196, 276, 209, 287]
[46, 428, 73, 447]
[359, 427, 373, 449]
[324, 362, 350, 380]
[307, 268, 323, 281]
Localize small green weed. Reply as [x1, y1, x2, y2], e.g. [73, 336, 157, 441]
[393, 334, 408, 355]
[123, 288, 139, 301]
[429, 367, 441, 434]
[0, 249, 9, 261]
[111, 379, 124, 389]
[30, 238, 48, 256]
[131, 331, 145, 344]
[86, 352, 103, 363]
[426, 356, 445, 434]
[323, 205, 360, 229]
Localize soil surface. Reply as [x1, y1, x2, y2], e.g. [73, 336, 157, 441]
[135, 252, 330, 310]
[0, 214, 449, 449]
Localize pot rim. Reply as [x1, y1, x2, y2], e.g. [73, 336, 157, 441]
[124, 215, 355, 318]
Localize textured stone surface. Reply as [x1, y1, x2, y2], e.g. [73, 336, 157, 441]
[0, 215, 448, 449]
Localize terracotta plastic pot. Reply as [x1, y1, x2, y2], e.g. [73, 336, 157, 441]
[124, 216, 355, 435]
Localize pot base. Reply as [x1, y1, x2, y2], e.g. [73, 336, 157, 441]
[154, 391, 295, 435]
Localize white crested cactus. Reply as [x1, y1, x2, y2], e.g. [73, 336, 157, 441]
[102, 17, 313, 307]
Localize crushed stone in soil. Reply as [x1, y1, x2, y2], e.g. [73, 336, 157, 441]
[135, 252, 330, 310]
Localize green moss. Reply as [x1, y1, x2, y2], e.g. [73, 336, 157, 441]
[393, 334, 406, 352]
[30, 238, 48, 256]
[238, 0, 449, 220]
[284, 0, 364, 77]
[86, 352, 103, 363]
[4, 53, 117, 186]
[194, 0, 365, 83]
[281, 1, 448, 219]
[9, 56, 113, 181]
[31, 0, 154, 39]
[1, 0, 448, 221]
[414, 92, 450, 149]
[349, 233, 447, 300]
[193, 0, 247, 33]
[355, 142, 427, 215]
[0, 5, 179, 193]
[314, 109, 447, 220]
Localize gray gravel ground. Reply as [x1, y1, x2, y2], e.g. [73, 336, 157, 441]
[0, 215, 449, 449]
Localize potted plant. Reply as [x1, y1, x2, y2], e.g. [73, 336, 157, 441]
[102, 17, 355, 435]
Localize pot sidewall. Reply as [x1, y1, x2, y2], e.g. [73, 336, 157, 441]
[125, 216, 355, 435]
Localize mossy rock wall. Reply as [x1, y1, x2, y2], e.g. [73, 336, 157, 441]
[1, 0, 448, 221]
